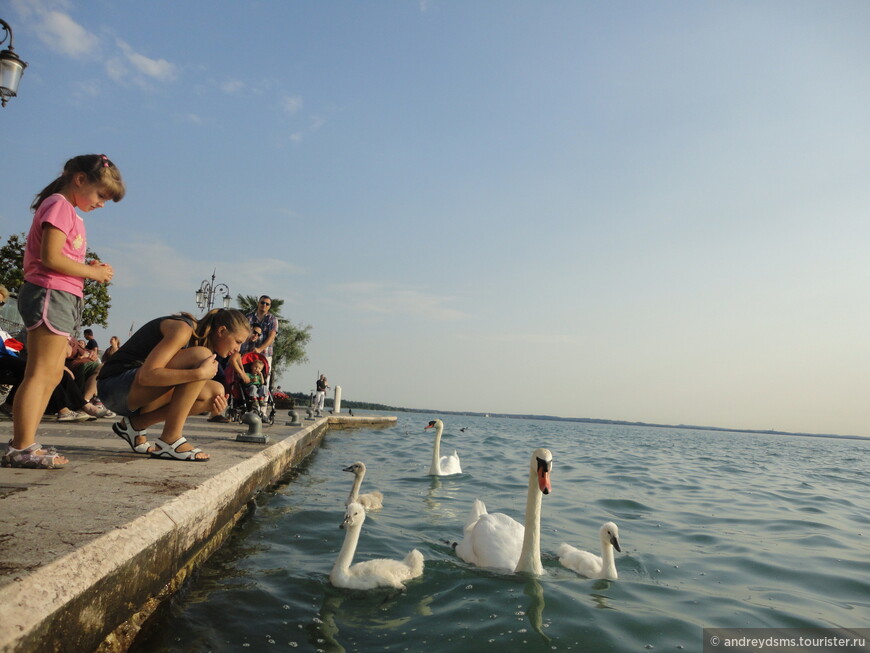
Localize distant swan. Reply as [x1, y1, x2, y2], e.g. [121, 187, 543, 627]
[329, 502, 424, 590]
[425, 419, 462, 475]
[454, 448, 553, 575]
[343, 462, 384, 510]
[557, 521, 622, 580]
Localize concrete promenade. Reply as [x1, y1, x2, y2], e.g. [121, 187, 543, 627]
[0, 410, 395, 653]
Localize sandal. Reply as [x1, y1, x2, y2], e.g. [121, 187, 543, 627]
[1, 442, 68, 469]
[112, 417, 152, 454]
[56, 410, 93, 422]
[149, 437, 208, 462]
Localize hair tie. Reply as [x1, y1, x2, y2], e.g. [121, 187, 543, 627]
[100, 154, 109, 167]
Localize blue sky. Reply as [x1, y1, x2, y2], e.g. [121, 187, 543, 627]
[2, 1, 869, 436]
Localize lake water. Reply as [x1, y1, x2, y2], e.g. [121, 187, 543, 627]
[131, 413, 869, 652]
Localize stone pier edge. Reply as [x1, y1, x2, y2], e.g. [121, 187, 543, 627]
[0, 419, 334, 653]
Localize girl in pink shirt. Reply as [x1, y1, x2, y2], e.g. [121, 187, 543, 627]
[3, 154, 125, 469]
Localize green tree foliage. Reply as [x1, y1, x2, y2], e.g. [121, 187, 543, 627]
[236, 294, 311, 384]
[0, 233, 26, 292]
[82, 251, 112, 327]
[0, 232, 113, 328]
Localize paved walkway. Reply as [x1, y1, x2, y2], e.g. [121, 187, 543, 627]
[0, 412, 333, 653]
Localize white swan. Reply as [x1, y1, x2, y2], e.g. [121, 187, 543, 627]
[557, 521, 622, 580]
[343, 461, 384, 510]
[454, 448, 553, 575]
[425, 419, 462, 475]
[329, 502, 424, 590]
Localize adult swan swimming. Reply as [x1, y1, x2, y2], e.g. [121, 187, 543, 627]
[425, 419, 462, 476]
[329, 502, 424, 590]
[453, 448, 553, 575]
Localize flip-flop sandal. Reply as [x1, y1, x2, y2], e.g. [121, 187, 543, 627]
[112, 417, 152, 454]
[150, 437, 208, 462]
[1, 442, 67, 469]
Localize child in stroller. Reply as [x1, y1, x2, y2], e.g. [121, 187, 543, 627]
[226, 352, 276, 425]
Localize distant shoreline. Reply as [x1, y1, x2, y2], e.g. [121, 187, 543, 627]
[287, 394, 869, 442]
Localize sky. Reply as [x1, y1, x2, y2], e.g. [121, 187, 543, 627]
[1, 1, 869, 437]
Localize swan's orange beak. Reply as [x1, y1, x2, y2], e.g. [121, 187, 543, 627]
[536, 458, 551, 495]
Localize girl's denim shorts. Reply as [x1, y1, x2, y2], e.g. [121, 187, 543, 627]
[97, 368, 139, 417]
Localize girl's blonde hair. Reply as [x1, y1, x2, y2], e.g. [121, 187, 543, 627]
[184, 309, 251, 349]
[32, 154, 126, 211]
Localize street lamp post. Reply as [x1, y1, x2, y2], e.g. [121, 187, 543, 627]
[195, 270, 231, 313]
[0, 19, 27, 108]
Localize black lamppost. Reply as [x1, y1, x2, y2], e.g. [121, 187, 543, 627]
[0, 19, 27, 108]
[195, 270, 231, 312]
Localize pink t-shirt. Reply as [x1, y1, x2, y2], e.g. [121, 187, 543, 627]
[23, 193, 87, 297]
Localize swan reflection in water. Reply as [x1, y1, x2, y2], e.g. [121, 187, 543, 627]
[524, 578, 551, 644]
[423, 475, 466, 523]
[589, 581, 617, 610]
[313, 590, 435, 652]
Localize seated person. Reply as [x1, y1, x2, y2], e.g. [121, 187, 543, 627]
[66, 336, 101, 406]
[2, 347, 112, 420]
[243, 358, 267, 409]
[101, 336, 121, 362]
[83, 328, 99, 353]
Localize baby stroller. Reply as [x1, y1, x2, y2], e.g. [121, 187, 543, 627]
[225, 352, 276, 425]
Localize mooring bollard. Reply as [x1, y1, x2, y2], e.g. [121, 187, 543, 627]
[334, 385, 342, 414]
[285, 409, 302, 426]
[236, 411, 268, 443]
[305, 407, 316, 420]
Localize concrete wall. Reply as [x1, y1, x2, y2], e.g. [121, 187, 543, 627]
[0, 421, 327, 653]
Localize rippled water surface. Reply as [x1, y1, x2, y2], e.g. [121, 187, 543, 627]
[133, 413, 869, 652]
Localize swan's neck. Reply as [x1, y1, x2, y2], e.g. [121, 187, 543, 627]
[347, 473, 363, 503]
[332, 523, 361, 576]
[601, 540, 617, 577]
[515, 468, 544, 574]
[429, 425, 443, 475]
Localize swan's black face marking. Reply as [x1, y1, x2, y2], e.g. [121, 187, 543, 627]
[608, 530, 622, 552]
[343, 463, 362, 473]
[425, 420, 437, 430]
[536, 457, 552, 495]
[604, 524, 621, 552]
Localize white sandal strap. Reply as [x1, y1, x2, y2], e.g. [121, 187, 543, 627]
[153, 437, 203, 460]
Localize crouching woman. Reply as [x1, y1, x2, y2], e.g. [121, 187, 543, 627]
[97, 309, 251, 461]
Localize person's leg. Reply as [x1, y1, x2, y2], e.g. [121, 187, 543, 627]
[264, 355, 273, 390]
[47, 371, 86, 414]
[81, 368, 99, 402]
[124, 347, 221, 460]
[11, 326, 69, 460]
[0, 355, 26, 410]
